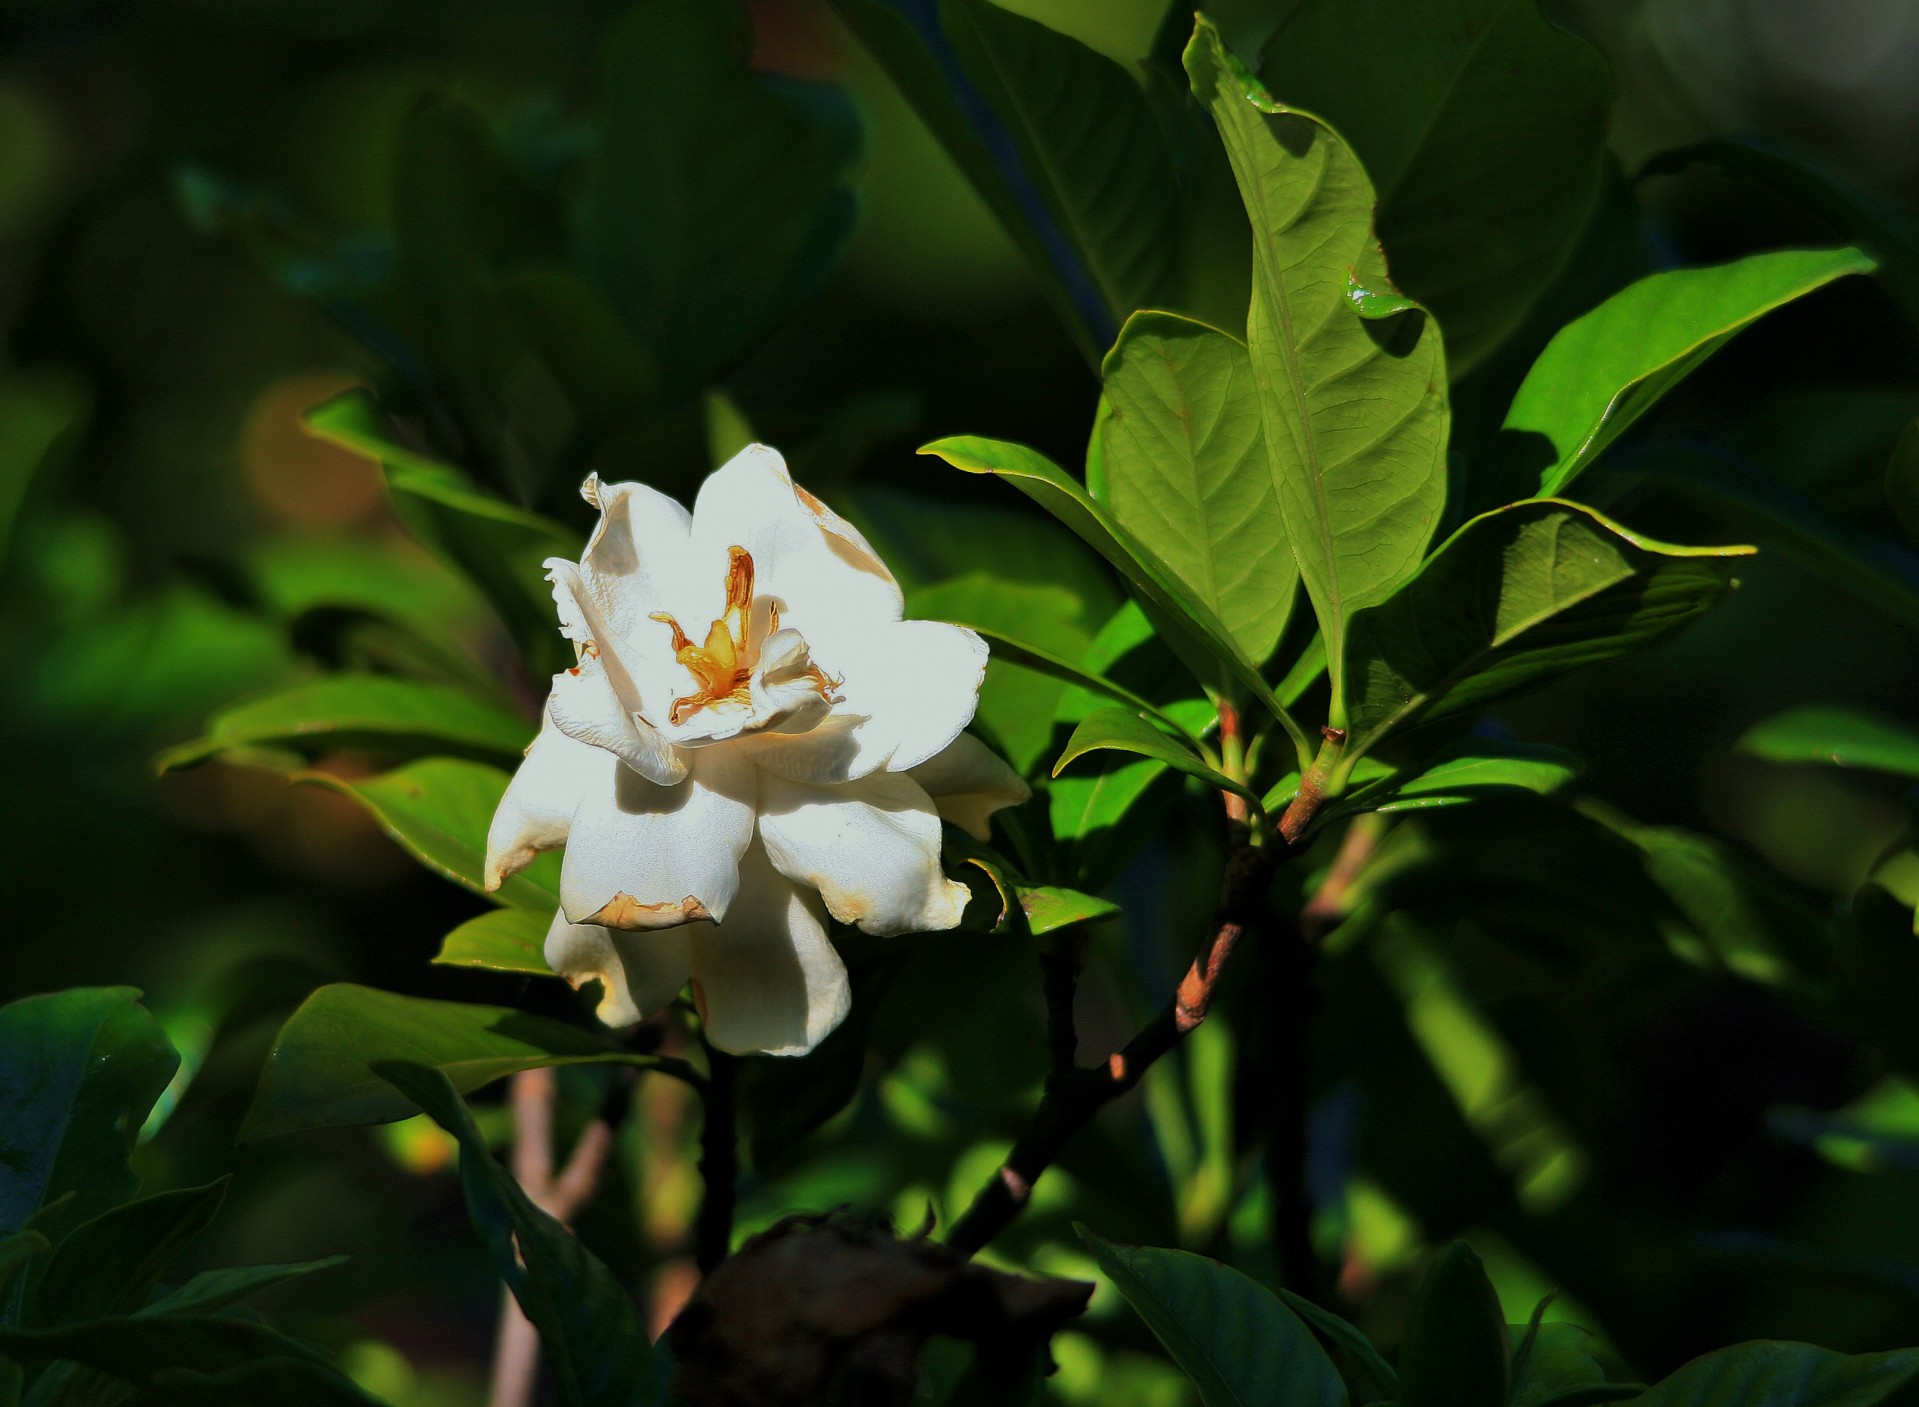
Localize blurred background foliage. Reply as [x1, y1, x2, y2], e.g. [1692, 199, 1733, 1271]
[3, 0, 1919, 1401]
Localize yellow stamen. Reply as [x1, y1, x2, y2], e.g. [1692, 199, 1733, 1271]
[651, 546, 837, 727]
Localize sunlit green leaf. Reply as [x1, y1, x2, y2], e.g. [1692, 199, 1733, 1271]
[1331, 740, 1580, 822]
[1077, 1226, 1344, 1407]
[1399, 1241, 1508, 1407]
[1185, 19, 1448, 723]
[242, 985, 685, 1141]
[1100, 311, 1293, 663]
[156, 674, 533, 773]
[921, 435, 1300, 745]
[434, 908, 555, 977]
[1632, 1342, 1919, 1407]
[1260, 0, 1611, 376]
[582, 0, 859, 401]
[0, 989, 178, 1243]
[1738, 706, 1919, 779]
[972, 623, 1202, 746]
[1055, 708, 1256, 809]
[1504, 247, 1875, 496]
[378, 1063, 663, 1407]
[1342, 500, 1752, 762]
[305, 390, 579, 677]
[32, 1181, 227, 1325]
[293, 757, 559, 911]
[941, 0, 1178, 331]
[963, 852, 1119, 937]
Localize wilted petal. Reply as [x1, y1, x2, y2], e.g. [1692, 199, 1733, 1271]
[690, 843, 849, 1057]
[484, 712, 600, 892]
[757, 770, 970, 937]
[691, 444, 902, 637]
[548, 655, 686, 786]
[560, 747, 756, 930]
[906, 733, 1031, 840]
[543, 909, 692, 1028]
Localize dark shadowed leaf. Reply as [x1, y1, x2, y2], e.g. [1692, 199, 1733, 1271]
[1261, 0, 1612, 376]
[1077, 1226, 1345, 1407]
[1503, 247, 1875, 496]
[156, 674, 533, 773]
[1186, 18, 1449, 720]
[32, 1180, 227, 1325]
[378, 1063, 662, 1407]
[581, 0, 860, 401]
[1273, 1287, 1400, 1399]
[1341, 500, 1752, 762]
[1399, 1241, 1508, 1407]
[1632, 1342, 1919, 1407]
[1329, 740, 1580, 823]
[242, 985, 685, 1140]
[0, 989, 177, 1244]
[140, 1259, 347, 1319]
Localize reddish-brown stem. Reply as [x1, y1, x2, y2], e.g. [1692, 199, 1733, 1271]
[944, 837, 1278, 1256]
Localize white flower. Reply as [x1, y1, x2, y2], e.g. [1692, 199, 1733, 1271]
[484, 444, 1029, 1056]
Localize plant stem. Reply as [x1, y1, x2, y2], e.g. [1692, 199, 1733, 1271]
[1040, 932, 1083, 1077]
[693, 1043, 739, 1273]
[488, 1068, 618, 1407]
[945, 835, 1278, 1256]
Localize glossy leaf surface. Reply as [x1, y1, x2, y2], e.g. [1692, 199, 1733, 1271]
[1737, 706, 1919, 779]
[1054, 708, 1256, 808]
[434, 907, 556, 977]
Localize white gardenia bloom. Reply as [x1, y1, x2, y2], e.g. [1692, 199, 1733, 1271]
[484, 444, 1030, 1057]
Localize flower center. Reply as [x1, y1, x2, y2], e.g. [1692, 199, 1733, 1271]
[650, 546, 838, 726]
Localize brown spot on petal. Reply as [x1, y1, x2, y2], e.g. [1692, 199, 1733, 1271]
[589, 892, 712, 930]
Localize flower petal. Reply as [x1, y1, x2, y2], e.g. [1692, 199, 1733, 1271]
[657, 627, 834, 750]
[812, 618, 990, 776]
[691, 444, 902, 636]
[690, 842, 849, 1057]
[906, 733, 1031, 840]
[756, 770, 970, 936]
[559, 746, 756, 929]
[542, 909, 691, 1027]
[547, 654, 686, 786]
[484, 711, 600, 891]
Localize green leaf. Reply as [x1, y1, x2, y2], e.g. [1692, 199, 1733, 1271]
[582, 0, 859, 400]
[1332, 740, 1581, 821]
[963, 853, 1119, 938]
[0, 1316, 385, 1407]
[156, 674, 533, 773]
[1503, 247, 1876, 496]
[1099, 311, 1293, 663]
[294, 757, 559, 911]
[377, 1063, 662, 1407]
[1737, 706, 1919, 779]
[1054, 708, 1257, 809]
[1185, 19, 1449, 723]
[242, 985, 685, 1141]
[1633, 1343, 1919, 1407]
[1399, 1241, 1508, 1407]
[32, 1181, 227, 1325]
[0, 989, 178, 1243]
[434, 908, 556, 977]
[1076, 1226, 1344, 1407]
[0, 1232, 49, 1305]
[1342, 500, 1752, 761]
[921, 436, 1301, 746]
[1260, 0, 1611, 377]
[140, 1259, 347, 1319]
[971, 623, 1202, 746]
[305, 390, 580, 677]
[940, 0, 1178, 331]
[1272, 1287, 1399, 1399]
[1511, 1322, 1617, 1407]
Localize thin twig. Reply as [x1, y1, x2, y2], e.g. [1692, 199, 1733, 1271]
[693, 1043, 739, 1273]
[945, 835, 1278, 1256]
[489, 1068, 619, 1407]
